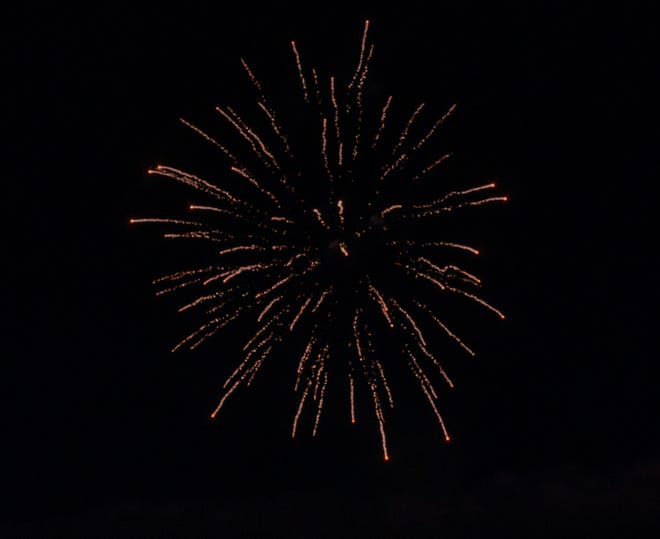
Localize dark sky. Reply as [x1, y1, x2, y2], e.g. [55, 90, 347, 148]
[5, 2, 659, 537]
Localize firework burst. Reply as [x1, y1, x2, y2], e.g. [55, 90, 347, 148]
[131, 20, 507, 460]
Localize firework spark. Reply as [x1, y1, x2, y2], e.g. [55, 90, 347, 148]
[132, 20, 506, 460]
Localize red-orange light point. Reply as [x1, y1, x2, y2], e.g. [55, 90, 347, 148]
[384, 455, 389, 461]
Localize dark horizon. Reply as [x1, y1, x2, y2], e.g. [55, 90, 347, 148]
[5, 2, 658, 537]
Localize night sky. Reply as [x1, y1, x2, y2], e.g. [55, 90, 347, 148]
[5, 2, 659, 537]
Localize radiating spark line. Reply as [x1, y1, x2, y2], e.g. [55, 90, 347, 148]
[381, 204, 402, 216]
[162, 231, 225, 242]
[353, 310, 366, 363]
[188, 325, 223, 351]
[320, 117, 333, 181]
[222, 334, 275, 392]
[337, 199, 345, 225]
[419, 376, 451, 442]
[241, 62, 290, 162]
[155, 277, 204, 296]
[160, 227, 250, 244]
[349, 374, 356, 423]
[254, 273, 295, 299]
[417, 342, 454, 389]
[289, 294, 314, 331]
[189, 204, 242, 219]
[412, 152, 452, 181]
[239, 58, 291, 156]
[212, 332, 272, 418]
[147, 165, 248, 207]
[285, 253, 308, 267]
[405, 348, 450, 441]
[292, 384, 310, 437]
[130, 218, 205, 227]
[349, 19, 370, 90]
[243, 315, 280, 352]
[257, 295, 282, 322]
[257, 102, 290, 153]
[222, 263, 267, 283]
[179, 118, 238, 164]
[372, 95, 392, 148]
[178, 291, 223, 313]
[210, 377, 242, 419]
[373, 358, 394, 407]
[218, 245, 267, 256]
[445, 285, 506, 319]
[172, 310, 241, 353]
[380, 152, 408, 181]
[330, 76, 343, 166]
[243, 333, 275, 364]
[153, 265, 221, 285]
[413, 183, 496, 210]
[368, 283, 393, 327]
[414, 300, 475, 357]
[311, 68, 320, 107]
[416, 271, 447, 291]
[418, 196, 508, 217]
[312, 372, 328, 436]
[204, 296, 242, 314]
[418, 257, 449, 278]
[271, 216, 295, 224]
[350, 40, 374, 123]
[412, 103, 457, 152]
[392, 103, 425, 155]
[390, 298, 427, 346]
[230, 166, 280, 205]
[389, 240, 480, 256]
[222, 357, 252, 391]
[295, 330, 317, 391]
[357, 44, 374, 91]
[368, 381, 389, 460]
[349, 24, 373, 158]
[407, 349, 438, 399]
[312, 208, 330, 230]
[215, 106, 273, 169]
[312, 363, 325, 402]
[246, 346, 271, 386]
[240, 58, 265, 98]
[291, 41, 309, 102]
[311, 288, 330, 313]
[445, 265, 481, 285]
[202, 272, 229, 286]
[227, 106, 282, 171]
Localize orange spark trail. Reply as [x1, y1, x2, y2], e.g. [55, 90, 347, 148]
[291, 41, 309, 102]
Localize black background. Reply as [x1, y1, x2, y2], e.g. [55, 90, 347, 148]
[4, 2, 659, 537]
